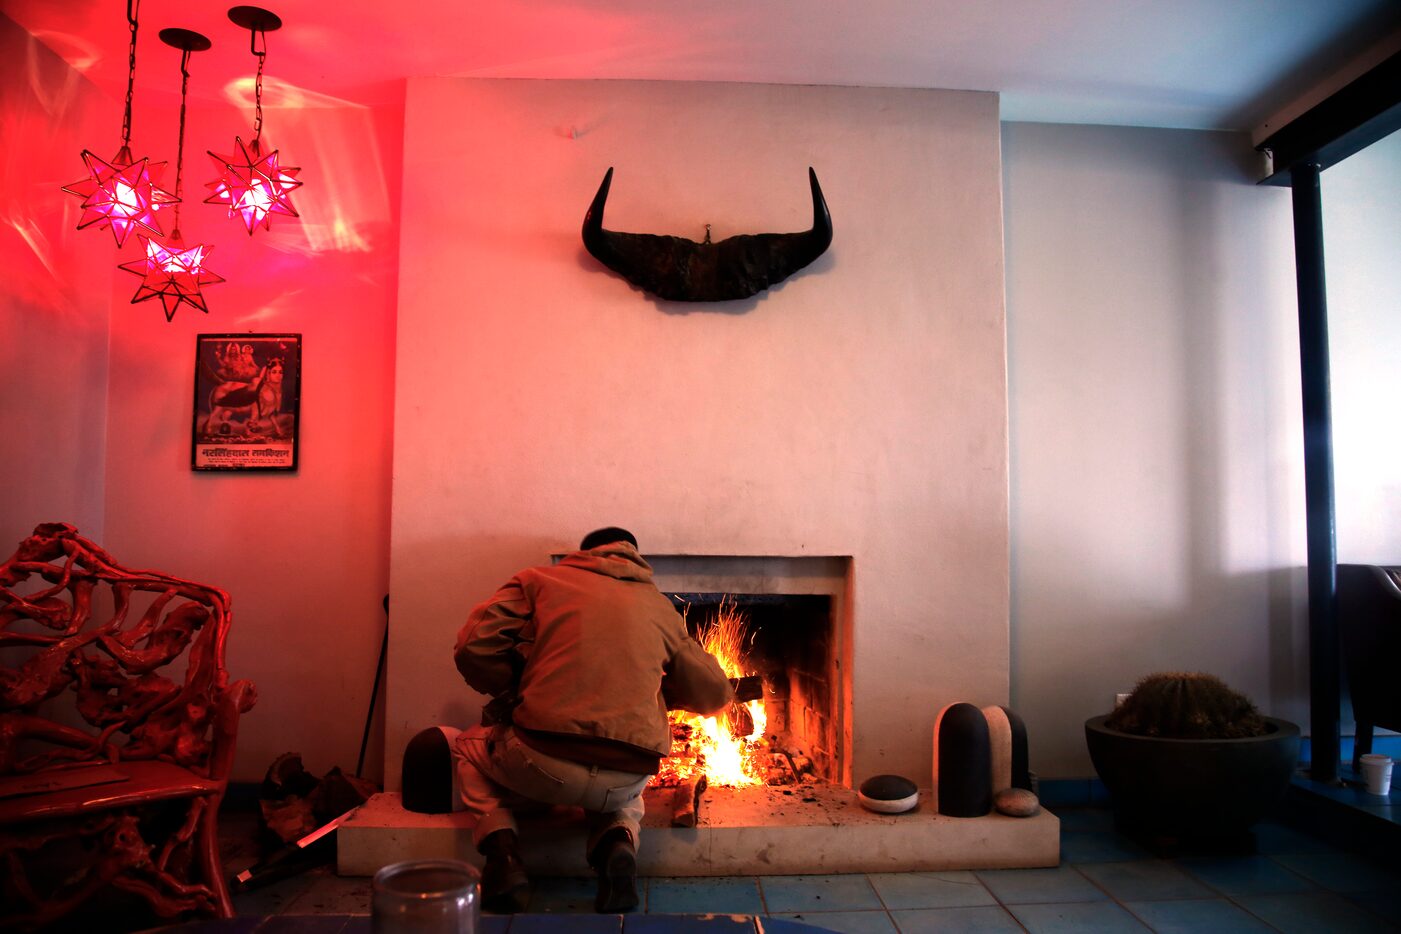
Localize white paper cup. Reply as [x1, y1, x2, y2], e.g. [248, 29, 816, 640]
[1359, 753, 1393, 796]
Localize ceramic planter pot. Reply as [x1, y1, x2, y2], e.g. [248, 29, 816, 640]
[1084, 715, 1300, 837]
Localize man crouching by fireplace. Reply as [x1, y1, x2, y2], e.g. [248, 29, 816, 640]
[452, 527, 734, 914]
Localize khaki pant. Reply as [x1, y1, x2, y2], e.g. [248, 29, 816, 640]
[451, 724, 650, 857]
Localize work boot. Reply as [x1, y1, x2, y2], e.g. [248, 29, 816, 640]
[590, 827, 638, 913]
[478, 829, 530, 913]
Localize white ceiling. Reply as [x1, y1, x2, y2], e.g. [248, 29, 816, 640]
[7, 0, 1401, 130]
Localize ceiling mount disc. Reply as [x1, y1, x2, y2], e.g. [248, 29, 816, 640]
[159, 28, 212, 51]
[228, 6, 283, 32]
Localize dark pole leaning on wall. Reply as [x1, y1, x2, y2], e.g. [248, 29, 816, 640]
[1290, 163, 1340, 784]
[357, 595, 390, 780]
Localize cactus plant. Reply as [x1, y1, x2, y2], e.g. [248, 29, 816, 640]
[1104, 672, 1269, 739]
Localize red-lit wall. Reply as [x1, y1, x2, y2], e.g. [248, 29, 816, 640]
[99, 95, 404, 783]
[1, 13, 404, 782]
[0, 14, 114, 544]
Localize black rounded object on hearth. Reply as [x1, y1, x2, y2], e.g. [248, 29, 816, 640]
[858, 774, 920, 813]
[933, 702, 992, 817]
[401, 726, 457, 814]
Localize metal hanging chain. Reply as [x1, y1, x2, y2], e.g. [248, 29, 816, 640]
[251, 27, 267, 144]
[172, 47, 191, 235]
[120, 0, 140, 147]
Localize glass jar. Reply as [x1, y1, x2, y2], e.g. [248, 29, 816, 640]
[371, 858, 481, 933]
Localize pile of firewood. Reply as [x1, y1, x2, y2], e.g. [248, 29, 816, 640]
[762, 750, 817, 786]
[260, 753, 376, 845]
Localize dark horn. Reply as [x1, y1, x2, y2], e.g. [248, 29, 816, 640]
[807, 167, 833, 253]
[582, 167, 614, 254]
[579, 167, 833, 301]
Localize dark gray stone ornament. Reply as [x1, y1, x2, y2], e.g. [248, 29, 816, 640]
[581, 167, 833, 302]
[858, 774, 920, 813]
[935, 702, 993, 817]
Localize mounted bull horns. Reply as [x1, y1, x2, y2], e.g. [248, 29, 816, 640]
[581, 167, 833, 302]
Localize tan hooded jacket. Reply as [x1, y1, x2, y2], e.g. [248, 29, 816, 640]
[454, 541, 733, 765]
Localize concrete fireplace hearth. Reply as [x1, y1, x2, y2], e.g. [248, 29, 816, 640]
[338, 785, 1059, 877]
[346, 547, 1055, 875]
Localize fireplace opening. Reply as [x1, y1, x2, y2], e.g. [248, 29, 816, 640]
[654, 592, 839, 790]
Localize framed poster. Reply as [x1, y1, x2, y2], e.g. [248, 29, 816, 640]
[192, 334, 302, 471]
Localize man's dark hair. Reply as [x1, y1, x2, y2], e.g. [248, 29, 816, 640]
[579, 527, 638, 551]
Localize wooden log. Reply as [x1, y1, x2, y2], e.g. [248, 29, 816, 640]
[728, 701, 755, 738]
[758, 751, 797, 786]
[731, 676, 763, 703]
[671, 774, 708, 828]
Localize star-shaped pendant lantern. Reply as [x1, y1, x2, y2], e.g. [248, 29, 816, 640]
[118, 27, 222, 323]
[205, 136, 301, 234]
[62, 0, 179, 248]
[119, 235, 225, 322]
[63, 147, 177, 246]
[208, 7, 303, 236]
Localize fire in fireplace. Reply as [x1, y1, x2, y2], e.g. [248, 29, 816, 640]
[653, 592, 838, 791]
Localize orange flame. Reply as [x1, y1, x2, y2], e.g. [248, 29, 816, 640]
[656, 598, 768, 788]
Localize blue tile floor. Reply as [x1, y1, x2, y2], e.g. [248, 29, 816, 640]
[1294, 764, 1401, 824]
[217, 808, 1401, 933]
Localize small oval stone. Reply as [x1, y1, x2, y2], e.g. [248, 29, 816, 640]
[994, 787, 1040, 817]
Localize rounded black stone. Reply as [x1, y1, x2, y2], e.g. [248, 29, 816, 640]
[401, 726, 454, 814]
[858, 773, 920, 813]
[860, 774, 918, 801]
[937, 702, 993, 817]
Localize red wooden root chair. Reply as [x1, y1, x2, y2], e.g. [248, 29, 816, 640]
[0, 523, 256, 929]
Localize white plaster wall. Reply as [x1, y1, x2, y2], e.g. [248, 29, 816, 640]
[0, 15, 113, 546]
[1325, 130, 1401, 564]
[389, 78, 1010, 788]
[1003, 123, 1308, 777]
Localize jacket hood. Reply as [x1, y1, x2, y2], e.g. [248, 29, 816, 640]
[558, 540, 654, 583]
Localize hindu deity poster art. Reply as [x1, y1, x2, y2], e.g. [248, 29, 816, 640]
[192, 334, 302, 471]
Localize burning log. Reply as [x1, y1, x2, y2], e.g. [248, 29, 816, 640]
[731, 675, 763, 703]
[661, 601, 770, 788]
[765, 752, 797, 785]
[727, 701, 755, 739]
[671, 774, 708, 827]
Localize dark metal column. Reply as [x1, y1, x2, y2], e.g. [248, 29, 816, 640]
[1290, 162, 1340, 783]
